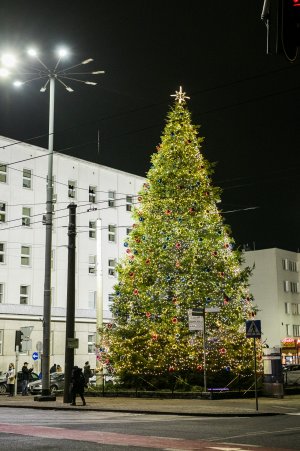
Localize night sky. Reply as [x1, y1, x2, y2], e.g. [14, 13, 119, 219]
[0, 1, 299, 252]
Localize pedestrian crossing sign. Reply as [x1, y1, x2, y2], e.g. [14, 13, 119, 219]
[246, 320, 261, 338]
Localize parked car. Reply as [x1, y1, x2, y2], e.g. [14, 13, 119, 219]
[282, 364, 300, 385]
[28, 372, 65, 395]
[0, 370, 40, 394]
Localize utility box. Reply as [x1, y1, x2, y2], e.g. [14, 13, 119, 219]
[263, 347, 284, 398]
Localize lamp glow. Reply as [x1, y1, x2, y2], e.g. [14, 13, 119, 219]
[0, 67, 10, 77]
[85, 81, 97, 85]
[13, 80, 23, 87]
[57, 47, 69, 58]
[1, 53, 17, 68]
[27, 48, 38, 57]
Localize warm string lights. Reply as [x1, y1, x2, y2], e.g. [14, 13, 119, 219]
[101, 89, 262, 385]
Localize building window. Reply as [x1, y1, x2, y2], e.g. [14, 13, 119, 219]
[108, 293, 114, 311]
[20, 285, 29, 304]
[68, 180, 76, 199]
[89, 186, 96, 203]
[108, 259, 116, 276]
[0, 283, 4, 303]
[0, 164, 7, 183]
[0, 243, 5, 263]
[23, 168, 32, 188]
[21, 245, 30, 266]
[88, 333, 96, 353]
[88, 291, 96, 309]
[22, 207, 31, 227]
[108, 190, 115, 207]
[126, 195, 133, 211]
[285, 302, 291, 314]
[0, 202, 6, 223]
[292, 303, 299, 315]
[293, 325, 300, 337]
[291, 282, 300, 294]
[89, 221, 96, 239]
[108, 224, 116, 242]
[286, 324, 291, 336]
[284, 281, 290, 292]
[89, 255, 96, 274]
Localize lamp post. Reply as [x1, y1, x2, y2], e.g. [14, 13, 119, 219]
[0, 47, 105, 399]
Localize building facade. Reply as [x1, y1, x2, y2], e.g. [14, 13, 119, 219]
[243, 248, 300, 363]
[0, 136, 144, 372]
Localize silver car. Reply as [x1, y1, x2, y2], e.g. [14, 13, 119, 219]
[28, 372, 65, 394]
[283, 364, 300, 385]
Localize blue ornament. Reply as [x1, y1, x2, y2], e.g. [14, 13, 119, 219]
[133, 250, 138, 255]
[162, 244, 167, 249]
[124, 242, 129, 247]
[139, 217, 144, 222]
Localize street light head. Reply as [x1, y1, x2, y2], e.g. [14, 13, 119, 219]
[1, 53, 17, 68]
[82, 58, 94, 65]
[56, 47, 69, 58]
[13, 80, 24, 87]
[27, 48, 38, 57]
[40, 86, 47, 92]
[92, 71, 105, 74]
[85, 81, 97, 85]
[66, 86, 74, 92]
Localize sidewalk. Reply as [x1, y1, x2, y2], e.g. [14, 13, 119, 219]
[0, 394, 299, 416]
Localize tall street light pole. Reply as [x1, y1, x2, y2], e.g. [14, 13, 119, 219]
[0, 47, 105, 399]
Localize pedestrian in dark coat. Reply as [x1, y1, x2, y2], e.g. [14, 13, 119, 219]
[70, 366, 86, 406]
[21, 362, 33, 396]
[83, 361, 92, 386]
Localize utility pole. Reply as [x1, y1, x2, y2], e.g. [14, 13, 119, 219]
[63, 203, 77, 403]
[96, 218, 104, 386]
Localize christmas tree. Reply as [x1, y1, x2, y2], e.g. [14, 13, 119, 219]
[103, 87, 258, 383]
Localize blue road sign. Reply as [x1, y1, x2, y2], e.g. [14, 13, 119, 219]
[246, 320, 261, 338]
[32, 351, 39, 360]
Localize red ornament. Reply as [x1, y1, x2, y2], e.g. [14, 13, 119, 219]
[135, 238, 141, 243]
[129, 271, 135, 278]
[172, 317, 178, 324]
[107, 323, 113, 329]
[133, 288, 139, 295]
[196, 364, 203, 371]
[138, 196, 142, 202]
[219, 348, 226, 354]
[175, 242, 181, 249]
[146, 312, 151, 318]
[172, 297, 178, 303]
[168, 366, 175, 372]
[224, 243, 229, 248]
[189, 207, 195, 214]
[126, 248, 131, 254]
[219, 272, 225, 277]
[145, 258, 150, 264]
[213, 251, 218, 256]
[165, 209, 172, 215]
[152, 334, 158, 341]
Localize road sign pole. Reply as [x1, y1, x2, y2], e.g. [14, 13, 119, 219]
[254, 337, 258, 411]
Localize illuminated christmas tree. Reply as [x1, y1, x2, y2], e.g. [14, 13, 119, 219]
[104, 87, 258, 382]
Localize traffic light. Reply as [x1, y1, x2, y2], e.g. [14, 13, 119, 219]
[281, 0, 300, 61]
[15, 330, 23, 352]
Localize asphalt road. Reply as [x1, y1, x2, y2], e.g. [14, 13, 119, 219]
[0, 407, 299, 450]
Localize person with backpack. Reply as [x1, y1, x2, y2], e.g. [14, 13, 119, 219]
[70, 366, 86, 406]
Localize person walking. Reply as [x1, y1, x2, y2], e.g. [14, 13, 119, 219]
[70, 366, 86, 406]
[83, 361, 92, 386]
[21, 362, 33, 396]
[6, 363, 15, 397]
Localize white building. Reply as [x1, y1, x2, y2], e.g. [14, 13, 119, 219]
[243, 248, 300, 363]
[0, 136, 144, 372]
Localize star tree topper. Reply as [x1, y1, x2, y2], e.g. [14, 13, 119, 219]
[171, 86, 190, 104]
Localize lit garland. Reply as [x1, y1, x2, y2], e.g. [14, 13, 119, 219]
[101, 89, 261, 379]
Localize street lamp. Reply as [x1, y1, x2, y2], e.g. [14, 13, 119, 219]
[0, 47, 105, 399]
